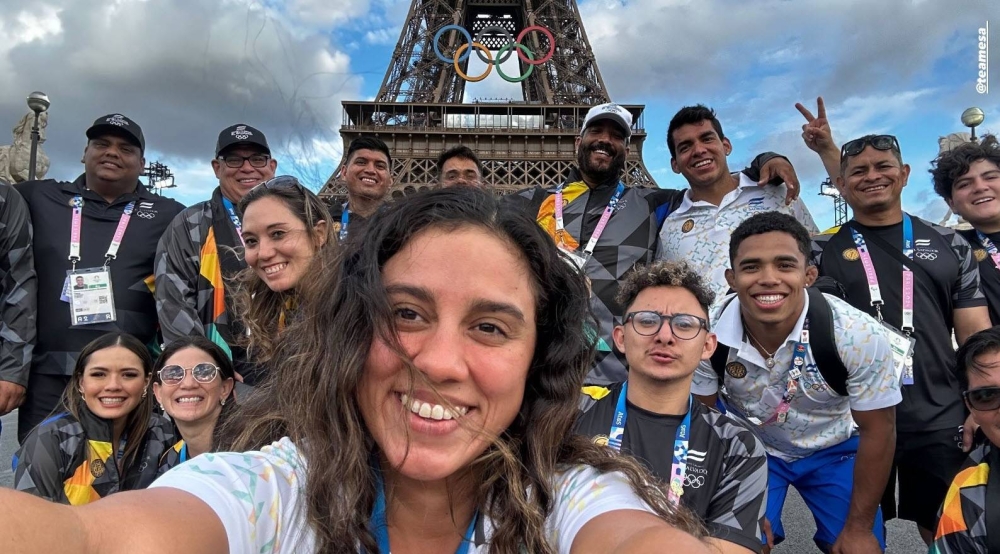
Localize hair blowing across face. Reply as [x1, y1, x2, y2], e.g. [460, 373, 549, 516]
[216, 187, 705, 553]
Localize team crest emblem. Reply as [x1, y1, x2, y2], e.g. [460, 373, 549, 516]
[842, 248, 860, 261]
[975, 249, 988, 262]
[681, 219, 695, 233]
[726, 362, 747, 378]
[593, 435, 609, 447]
[90, 459, 106, 478]
[332, 222, 342, 235]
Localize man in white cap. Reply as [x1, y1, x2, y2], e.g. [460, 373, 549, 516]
[506, 102, 801, 385]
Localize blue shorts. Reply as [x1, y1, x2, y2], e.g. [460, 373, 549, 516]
[765, 436, 886, 552]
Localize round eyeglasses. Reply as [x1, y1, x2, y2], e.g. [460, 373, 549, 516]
[624, 311, 708, 339]
[158, 363, 220, 385]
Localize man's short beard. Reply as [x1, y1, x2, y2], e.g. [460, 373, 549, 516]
[578, 143, 626, 185]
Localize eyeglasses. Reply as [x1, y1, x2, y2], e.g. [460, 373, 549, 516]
[840, 135, 901, 159]
[158, 363, 220, 385]
[219, 154, 271, 169]
[624, 311, 708, 339]
[963, 386, 1000, 411]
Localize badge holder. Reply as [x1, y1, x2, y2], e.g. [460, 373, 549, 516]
[881, 322, 916, 385]
[65, 267, 117, 326]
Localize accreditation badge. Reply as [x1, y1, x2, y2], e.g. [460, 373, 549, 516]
[68, 268, 117, 326]
[882, 322, 916, 386]
[557, 244, 589, 271]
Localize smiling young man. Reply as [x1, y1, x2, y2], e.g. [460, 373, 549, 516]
[329, 136, 392, 242]
[656, 105, 818, 299]
[155, 123, 276, 385]
[576, 261, 768, 554]
[810, 134, 993, 543]
[14, 114, 184, 442]
[436, 145, 483, 188]
[693, 212, 901, 553]
[931, 136, 1000, 324]
[507, 103, 802, 385]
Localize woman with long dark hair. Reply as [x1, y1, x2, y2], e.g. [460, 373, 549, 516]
[13, 332, 173, 505]
[230, 176, 334, 381]
[153, 336, 236, 472]
[0, 188, 709, 553]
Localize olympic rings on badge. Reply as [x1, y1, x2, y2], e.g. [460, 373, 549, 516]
[454, 43, 493, 82]
[433, 24, 557, 82]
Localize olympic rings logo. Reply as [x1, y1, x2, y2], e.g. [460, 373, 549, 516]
[432, 24, 556, 83]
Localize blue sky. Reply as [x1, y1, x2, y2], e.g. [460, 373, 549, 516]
[0, 0, 996, 230]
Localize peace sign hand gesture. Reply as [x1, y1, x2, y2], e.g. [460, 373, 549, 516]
[795, 97, 836, 154]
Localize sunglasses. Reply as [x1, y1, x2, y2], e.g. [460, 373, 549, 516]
[840, 135, 901, 159]
[158, 363, 220, 385]
[218, 153, 271, 169]
[249, 175, 304, 193]
[963, 386, 1000, 412]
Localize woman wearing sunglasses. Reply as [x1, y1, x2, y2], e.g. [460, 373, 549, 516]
[153, 336, 236, 472]
[12, 332, 174, 505]
[0, 187, 711, 553]
[232, 175, 334, 379]
[931, 326, 1000, 553]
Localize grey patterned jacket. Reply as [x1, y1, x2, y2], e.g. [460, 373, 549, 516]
[0, 183, 35, 386]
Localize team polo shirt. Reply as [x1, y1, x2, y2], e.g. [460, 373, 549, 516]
[656, 173, 818, 299]
[15, 175, 184, 375]
[812, 216, 986, 433]
[691, 292, 902, 462]
[958, 229, 1000, 325]
[576, 382, 768, 553]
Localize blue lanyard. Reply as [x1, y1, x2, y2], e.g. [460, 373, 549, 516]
[115, 435, 128, 463]
[221, 196, 245, 247]
[607, 382, 692, 505]
[179, 442, 189, 463]
[371, 469, 477, 554]
[340, 202, 350, 241]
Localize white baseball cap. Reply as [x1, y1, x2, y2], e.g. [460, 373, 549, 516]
[581, 103, 633, 139]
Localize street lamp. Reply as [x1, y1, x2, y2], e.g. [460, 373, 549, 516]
[819, 178, 848, 226]
[961, 107, 985, 141]
[25, 91, 50, 181]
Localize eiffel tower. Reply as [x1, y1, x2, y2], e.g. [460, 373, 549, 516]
[319, 0, 657, 199]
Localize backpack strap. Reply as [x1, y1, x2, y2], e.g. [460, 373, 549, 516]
[805, 287, 849, 396]
[710, 295, 739, 382]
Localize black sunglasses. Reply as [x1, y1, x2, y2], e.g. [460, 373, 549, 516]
[964, 386, 1000, 412]
[840, 135, 901, 159]
[218, 153, 271, 169]
[249, 175, 304, 193]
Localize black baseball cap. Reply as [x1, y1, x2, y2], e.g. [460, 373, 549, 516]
[86, 114, 145, 152]
[216, 124, 270, 157]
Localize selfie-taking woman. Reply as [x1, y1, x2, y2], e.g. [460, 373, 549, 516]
[153, 336, 236, 473]
[12, 332, 173, 505]
[231, 175, 333, 382]
[0, 188, 709, 553]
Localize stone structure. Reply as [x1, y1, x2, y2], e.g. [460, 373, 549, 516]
[0, 111, 49, 184]
[320, 0, 656, 200]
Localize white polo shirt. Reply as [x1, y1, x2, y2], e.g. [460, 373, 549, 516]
[692, 292, 902, 462]
[656, 173, 818, 300]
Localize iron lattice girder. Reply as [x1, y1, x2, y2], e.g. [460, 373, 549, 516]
[320, 102, 656, 201]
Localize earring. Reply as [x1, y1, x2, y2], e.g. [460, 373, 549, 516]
[142, 390, 147, 399]
[220, 398, 226, 407]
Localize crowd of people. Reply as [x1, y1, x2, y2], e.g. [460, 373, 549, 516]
[0, 97, 998, 553]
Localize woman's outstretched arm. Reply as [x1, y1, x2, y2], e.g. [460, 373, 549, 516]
[0, 487, 228, 554]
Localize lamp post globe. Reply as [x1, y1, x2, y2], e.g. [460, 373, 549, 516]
[961, 107, 985, 140]
[26, 91, 50, 114]
[25, 91, 50, 181]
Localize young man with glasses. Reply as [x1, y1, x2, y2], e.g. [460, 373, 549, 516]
[576, 260, 768, 554]
[154, 123, 277, 385]
[932, 326, 1000, 553]
[805, 124, 993, 543]
[930, 136, 1000, 325]
[693, 211, 901, 553]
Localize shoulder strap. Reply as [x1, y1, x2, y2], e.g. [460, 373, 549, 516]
[710, 295, 739, 381]
[805, 288, 849, 396]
